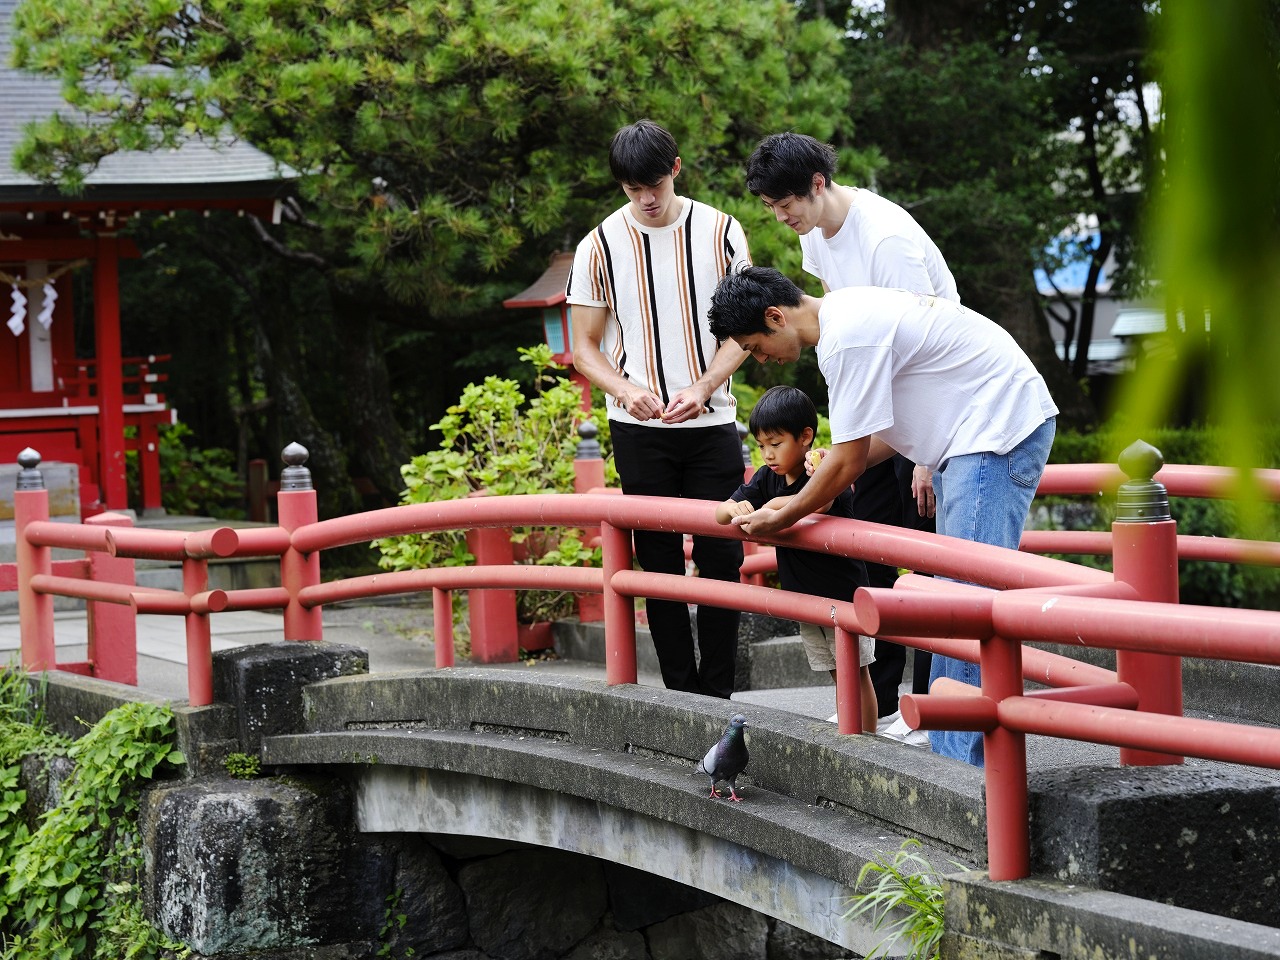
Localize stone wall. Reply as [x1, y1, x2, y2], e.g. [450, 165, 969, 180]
[140, 774, 858, 960]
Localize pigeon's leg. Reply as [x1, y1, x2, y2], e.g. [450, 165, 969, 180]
[726, 781, 744, 802]
[707, 782, 722, 798]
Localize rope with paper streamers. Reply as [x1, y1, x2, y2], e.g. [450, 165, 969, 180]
[3, 260, 85, 336]
[0, 259, 88, 288]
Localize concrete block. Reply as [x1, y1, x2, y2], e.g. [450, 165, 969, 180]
[1029, 764, 1280, 924]
[212, 641, 368, 751]
[746, 636, 831, 690]
[943, 870, 1280, 959]
[0, 460, 80, 521]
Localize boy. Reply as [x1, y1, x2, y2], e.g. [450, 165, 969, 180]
[715, 385, 878, 732]
[565, 119, 750, 698]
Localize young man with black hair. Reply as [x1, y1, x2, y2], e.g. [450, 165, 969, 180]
[707, 266, 1058, 766]
[565, 119, 751, 699]
[745, 131, 956, 733]
[715, 385, 878, 733]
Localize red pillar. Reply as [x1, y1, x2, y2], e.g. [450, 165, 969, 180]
[85, 511, 138, 685]
[14, 450, 55, 672]
[982, 632, 1031, 880]
[465, 516, 518, 662]
[278, 443, 323, 641]
[94, 234, 129, 510]
[1112, 440, 1183, 766]
[601, 521, 637, 685]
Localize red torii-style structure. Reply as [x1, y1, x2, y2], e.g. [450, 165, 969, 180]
[0, 0, 291, 516]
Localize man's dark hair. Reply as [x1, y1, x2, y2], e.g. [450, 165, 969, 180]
[745, 133, 838, 199]
[748, 385, 818, 440]
[609, 120, 679, 186]
[709, 266, 804, 339]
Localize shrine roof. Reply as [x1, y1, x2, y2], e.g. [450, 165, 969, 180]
[0, 0, 293, 206]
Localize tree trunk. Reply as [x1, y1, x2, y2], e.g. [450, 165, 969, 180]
[330, 288, 413, 506]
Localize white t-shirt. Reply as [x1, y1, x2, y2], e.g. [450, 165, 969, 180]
[819, 287, 1057, 469]
[565, 198, 750, 427]
[801, 188, 959, 301]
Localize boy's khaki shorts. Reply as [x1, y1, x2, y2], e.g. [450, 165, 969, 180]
[799, 622, 876, 673]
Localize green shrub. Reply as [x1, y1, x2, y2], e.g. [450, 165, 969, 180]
[0, 671, 188, 959]
[126, 421, 245, 519]
[375, 345, 611, 626]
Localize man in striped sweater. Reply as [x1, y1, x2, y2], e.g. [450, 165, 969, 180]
[566, 119, 751, 699]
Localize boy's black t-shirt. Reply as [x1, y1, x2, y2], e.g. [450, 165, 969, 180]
[731, 466, 869, 602]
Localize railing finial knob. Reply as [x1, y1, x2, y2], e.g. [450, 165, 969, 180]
[575, 421, 602, 460]
[280, 441, 313, 491]
[1116, 439, 1170, 523]
[16, 447, 44, 491]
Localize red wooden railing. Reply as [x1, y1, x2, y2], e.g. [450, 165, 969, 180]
[7, 440, 1280, 883]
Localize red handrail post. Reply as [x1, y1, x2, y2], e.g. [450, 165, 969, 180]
[834, 627, 862, 735]
[573, 422, 606, 622]
[84, 511, 137, 685]
[433, 587, 455, 668]
[14, 449, 55, 672]
[982, 632, 1031, 880]
[464, 491, 518, 663]
[600, 520, 637, 685]
[184, 556, 214, 706]
[278, 443, 323, 641]
[1112, 440, 1183, 766]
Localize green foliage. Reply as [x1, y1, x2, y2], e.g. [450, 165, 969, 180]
[11, 0, 850, 311]
[126, 422, 245, 519]
[376, 889, 414, 959]
[1117, 0, 1280, 469]
[375, 346, 606, 626]
[843, 839, 952, 960]
[0, 679, 189, 960]
[222, 752, 261, 780]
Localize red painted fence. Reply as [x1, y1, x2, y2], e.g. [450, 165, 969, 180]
[6, 440, 1280, 883]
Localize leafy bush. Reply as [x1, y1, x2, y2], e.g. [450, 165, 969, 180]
[0, 671, 188, 959]
[843, 838, 957, 960]
[126, 422, 245, 519]
[375, 345, 611, 625]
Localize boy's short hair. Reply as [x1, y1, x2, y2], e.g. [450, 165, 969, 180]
[709, 266, 805, 339]
[749, 385, 818, 440]
[745, 132, 838, 199]
[609, 120, 679, 186]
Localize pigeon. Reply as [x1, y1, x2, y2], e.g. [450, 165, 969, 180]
[695, 714, 749, 802]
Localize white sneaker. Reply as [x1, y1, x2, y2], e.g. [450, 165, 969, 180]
[876, 709, 903, 734]
[880, 715, 930, 747]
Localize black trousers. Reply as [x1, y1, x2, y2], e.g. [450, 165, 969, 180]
[854, 455, 936, 716]
[611, 421, 745, 698]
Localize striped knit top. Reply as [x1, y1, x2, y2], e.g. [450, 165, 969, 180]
[565, 197, 751, 427]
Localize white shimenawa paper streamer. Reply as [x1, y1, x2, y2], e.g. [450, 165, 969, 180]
[36, 280, 57, 330]
[7, 283, 26, 337]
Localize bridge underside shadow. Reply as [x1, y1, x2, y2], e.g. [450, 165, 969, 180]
[262, 666, 989, 953]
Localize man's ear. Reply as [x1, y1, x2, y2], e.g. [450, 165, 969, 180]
[671, 157, 682, 179]
[810, 172, 825, 197]
[763, 306, 786, 330]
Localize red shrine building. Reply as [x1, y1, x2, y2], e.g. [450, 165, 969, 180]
[0, 0, 289, 519]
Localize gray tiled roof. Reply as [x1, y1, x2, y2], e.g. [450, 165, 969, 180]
[0, 0, 292, 201]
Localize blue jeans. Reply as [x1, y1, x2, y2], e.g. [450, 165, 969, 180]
[927, 417, 1056, 766]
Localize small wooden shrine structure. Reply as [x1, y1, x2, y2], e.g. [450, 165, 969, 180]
[0, 0, 290, 517]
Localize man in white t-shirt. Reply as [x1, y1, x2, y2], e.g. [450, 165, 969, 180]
[707, 266, 1059, 767]
[565, 120, 751, 699]
[745, 132, 957, 733]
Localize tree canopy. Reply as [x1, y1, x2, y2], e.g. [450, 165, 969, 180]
[12, 0, 850, 307]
